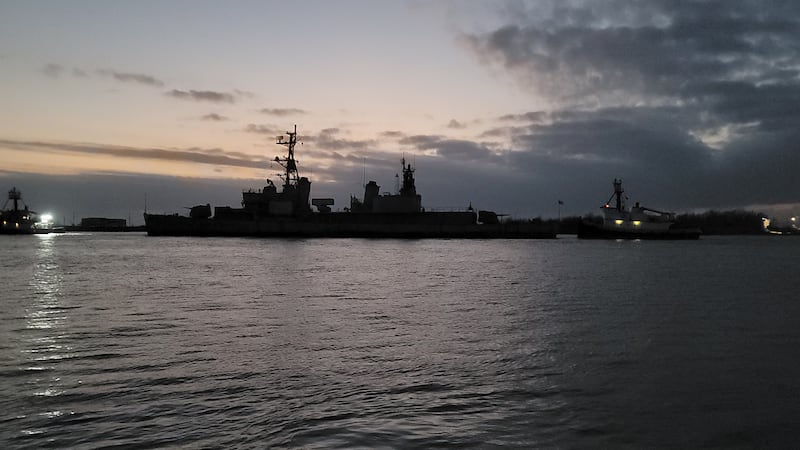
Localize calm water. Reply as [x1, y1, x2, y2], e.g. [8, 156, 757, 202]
[1, 233, 798, 448]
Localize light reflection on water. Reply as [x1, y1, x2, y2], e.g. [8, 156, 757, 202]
[20, 234, 70, 434]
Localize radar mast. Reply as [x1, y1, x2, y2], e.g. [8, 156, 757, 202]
[274, 125, 300, 189]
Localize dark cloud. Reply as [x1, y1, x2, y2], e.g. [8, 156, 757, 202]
[166, 89, 236, 103]
[434, 140, 497, 162]
[244, 126, 378, 153]
[234, 89, 256, 99]
[96, 69, 164, 87]
[478, 127, 509, 138]
[41, 64, 160, 85]
[201, 113, 229, 122]
[447, 119, 467, 129]
[379, 130, 406, 139]
[42, 63, 64, 78]
[398, 135, 445, 149]
[398, 134, 500, 163]
[0, 138, 268, 170]
[509, 108, 712, 183]
[465, 1, 800, 104]
[302, 128, 378, 151]
[493, 104, 800, 212]
[681, 80, 800, 132]
[259, 108, 308, 116]
[499, 111, 546, 122]
[244, 124, 282, 135]
[453, 0, 800, 212]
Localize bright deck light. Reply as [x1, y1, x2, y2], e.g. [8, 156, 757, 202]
[41, 213, 53, 223]
[633, 220, 641, 226]
[614, 219, 624, 225]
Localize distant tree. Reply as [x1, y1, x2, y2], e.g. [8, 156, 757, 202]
[675, 210, 765, 235]
[541, 215, 585, 234]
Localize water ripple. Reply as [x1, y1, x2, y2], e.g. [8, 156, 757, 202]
[1, 235, 799, 448]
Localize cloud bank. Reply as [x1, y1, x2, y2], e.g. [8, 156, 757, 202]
[0, 138, 267, 170]
[201, 113, 229, 122]
[259, 108, 308, 116]
[96, 69, 165, 87]
[453, 0, 800, 212]
[166, 89, 237, 103]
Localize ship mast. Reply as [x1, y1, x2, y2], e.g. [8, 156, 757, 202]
[400, 157, 417, 197]
[605, 178, 625, 211]
[274, 125, 300, 189]
[7, 187, 23, 212]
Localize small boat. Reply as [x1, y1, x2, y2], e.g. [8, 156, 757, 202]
[1, 187, 35, 235]
[577, 179, 701, 240]
[762, 217, 799, 235]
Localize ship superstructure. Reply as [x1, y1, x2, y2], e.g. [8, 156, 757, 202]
[1, 187, 35, 234]
[240, 125, 312, 218]
[350, 158, 422, 214]
[578, 179, 700, 239]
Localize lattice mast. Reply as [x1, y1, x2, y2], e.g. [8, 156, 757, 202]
[275, 125, 300, 189]
[5, 187, 25, 212]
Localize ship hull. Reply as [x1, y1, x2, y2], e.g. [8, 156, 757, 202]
[577, 221, 701, 240]
[0, 228, 34, 235]
[0, 219, 34, 234]
[144, 213, 557, 239]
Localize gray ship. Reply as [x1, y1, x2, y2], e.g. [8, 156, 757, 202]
[144, 126, 556, 238]
[577, 179, 701, 239]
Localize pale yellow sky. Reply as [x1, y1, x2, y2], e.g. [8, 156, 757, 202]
[0, 2, 542, 179]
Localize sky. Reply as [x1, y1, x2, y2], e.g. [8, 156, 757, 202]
[1, 0, 798, 224]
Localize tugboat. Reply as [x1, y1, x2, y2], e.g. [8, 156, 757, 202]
[1, 187, 36, 234]
[144, 125, 556, 238]
[762, 216, 799, 235]
[577, 179, 701, 239]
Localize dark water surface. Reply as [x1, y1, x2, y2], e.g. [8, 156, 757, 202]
[1, 233, 798, 448]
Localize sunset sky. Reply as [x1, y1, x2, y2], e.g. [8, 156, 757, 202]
[2, 0, 798, 223]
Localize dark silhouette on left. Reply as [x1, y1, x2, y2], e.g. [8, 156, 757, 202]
[1, 187, 35, 234]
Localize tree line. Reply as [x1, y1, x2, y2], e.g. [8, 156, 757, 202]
[532, 209, 767, 235]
